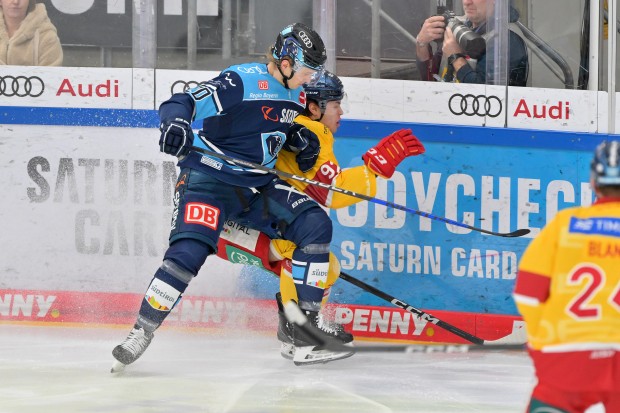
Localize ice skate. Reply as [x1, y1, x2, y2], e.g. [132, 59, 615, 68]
[111, 324, 154, 372]
[276, 293, 354, 365]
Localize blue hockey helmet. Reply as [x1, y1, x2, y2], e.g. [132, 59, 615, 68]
[272, 23, 326, 72]
[304, 71, 344, 111]
[591, 140, 620, 186]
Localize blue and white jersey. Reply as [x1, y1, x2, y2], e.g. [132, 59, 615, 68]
[159, 62, 306, 187]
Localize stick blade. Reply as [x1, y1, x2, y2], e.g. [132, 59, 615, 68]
[483, 320, 528, 345]
[503, 228, 531, 237]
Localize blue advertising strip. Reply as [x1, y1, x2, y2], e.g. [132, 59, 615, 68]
[239, 130, 599, 316]
[320, 137, 596, 315]
[0, 106, 159, 128]
[337, 120, 609, 152]
[0, 106, 613, 150]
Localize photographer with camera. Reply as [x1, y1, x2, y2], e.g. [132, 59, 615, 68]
[415, 0, 528, 86]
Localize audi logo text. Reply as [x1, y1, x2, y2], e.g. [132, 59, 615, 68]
[0, 75, 44, 97]
[449, 94, 502, 118]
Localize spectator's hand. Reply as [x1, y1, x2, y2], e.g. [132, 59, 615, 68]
[441, 27, 463, 57]
[362, 129, 425, 179]
[417, 15, 447, 46]
[159, 118, 194, 158]
[284, 124, 321, 173]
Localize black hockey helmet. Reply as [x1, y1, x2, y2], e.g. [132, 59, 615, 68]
[272, 23, 327, 72]
[591, 140, 620, 186]
[304, 71, 344, 111]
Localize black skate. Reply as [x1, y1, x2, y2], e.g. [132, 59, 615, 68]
[111, 324, 154, 373]
[276, 293, 354, 366]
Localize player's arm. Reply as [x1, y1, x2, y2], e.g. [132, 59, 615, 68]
[158, 93, 195, 157]
[304, 127, 425, 208]
[362, 129, 425, 179]
[282, 123, 320, 173]
[513, 218, 558, 337]
[158, 70, 244, 157]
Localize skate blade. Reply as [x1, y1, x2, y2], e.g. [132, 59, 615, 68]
[110, 360, 126, 373]
[293, 346, 355, 366]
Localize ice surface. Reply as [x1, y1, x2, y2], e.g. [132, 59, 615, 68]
[0, 324, 541, 413]
[0, 324, 609, 413]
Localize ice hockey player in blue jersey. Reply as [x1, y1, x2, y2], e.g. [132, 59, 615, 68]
[111, 23, 341, 371]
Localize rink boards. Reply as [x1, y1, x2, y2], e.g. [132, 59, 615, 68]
[0, 289, 522, 344]
[0, 66, 614, 343]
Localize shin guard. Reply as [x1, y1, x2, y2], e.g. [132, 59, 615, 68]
[137, 259, 194, 331]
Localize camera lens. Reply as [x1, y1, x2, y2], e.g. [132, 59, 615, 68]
[445, 17, 486, 59]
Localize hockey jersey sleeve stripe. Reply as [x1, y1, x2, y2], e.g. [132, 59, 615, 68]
[513, 293, 540, 306]
[303, 164, 333, 206]
[514, 269, 551, 303]
[212, 91, 224, 113]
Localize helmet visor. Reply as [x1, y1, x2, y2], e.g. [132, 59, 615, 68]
[340, 93, 350, 114]
[297, 63, 325, 87]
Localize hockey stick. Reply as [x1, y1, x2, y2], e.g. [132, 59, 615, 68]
[284, 301, 525, 353]
[189, 146, 530, 238]
[339, 271, 527, 346]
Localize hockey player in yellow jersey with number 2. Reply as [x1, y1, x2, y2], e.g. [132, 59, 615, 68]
[216, 71, 425, 365]
[513, 140, 620, 413]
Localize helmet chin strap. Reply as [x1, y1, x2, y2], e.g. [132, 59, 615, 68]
[277, 61, 295, 89]
[317, 102, 327, 122]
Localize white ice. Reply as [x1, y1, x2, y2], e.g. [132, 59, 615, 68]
[0, 323, 590, 413]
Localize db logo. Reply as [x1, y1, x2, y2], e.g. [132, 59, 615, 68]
[184, 202, 220, 230]
[258, 80, 269, 90]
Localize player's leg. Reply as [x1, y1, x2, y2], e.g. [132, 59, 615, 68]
[604, 352, 620, 413]
[112, 169, 231, 370]
[528, 381, 595, 413]
[605, 392, 620, 413]
[260, 180, 353, 364]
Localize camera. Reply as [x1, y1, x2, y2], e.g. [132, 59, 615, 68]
[441, 11, 486, 59]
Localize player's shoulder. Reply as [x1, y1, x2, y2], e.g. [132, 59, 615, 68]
[295, 115, 332, 139]
[222, 62, 270, 81]
[548, 205, 587, 226]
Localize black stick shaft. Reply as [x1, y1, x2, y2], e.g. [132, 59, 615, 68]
[339, 272, 485, 345]
[189, 146, 530, 238]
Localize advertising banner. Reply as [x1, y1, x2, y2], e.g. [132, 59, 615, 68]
[0, 66, 610, 134]
[0, 66, 136, 109]
[322, 134, 594, 315]
[0, 124, 241, 297]
[0, 289, 521, 344]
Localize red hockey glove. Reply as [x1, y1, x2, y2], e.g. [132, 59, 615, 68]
[362, 129, 425, 178]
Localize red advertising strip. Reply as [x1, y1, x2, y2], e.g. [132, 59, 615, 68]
[0, 290, 522, 344]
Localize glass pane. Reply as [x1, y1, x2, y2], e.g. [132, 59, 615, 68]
[44, 0, 315, 70]
[27, 0, 603, 91]
[516, 0, 587, 89]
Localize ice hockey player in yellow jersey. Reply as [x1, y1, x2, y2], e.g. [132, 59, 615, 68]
[217, 71, 425, 365]
[513, 140, 620, 412]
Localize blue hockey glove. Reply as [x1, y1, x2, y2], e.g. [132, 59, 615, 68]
[284, 124, 320, 173]
[159, 118, 194, 158]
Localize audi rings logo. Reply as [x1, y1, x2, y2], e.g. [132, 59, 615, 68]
[170, 80, 207, 94]
[0, 75, 44, 97]
[448, 94, 502, 118]
[298, 31, 313, 47]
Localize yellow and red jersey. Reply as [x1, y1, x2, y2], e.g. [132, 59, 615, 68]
[275, 115, 377, 209]
[514, 198, 620, 352]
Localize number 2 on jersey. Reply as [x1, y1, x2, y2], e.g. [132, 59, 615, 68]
[566, 263, 620, 319]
